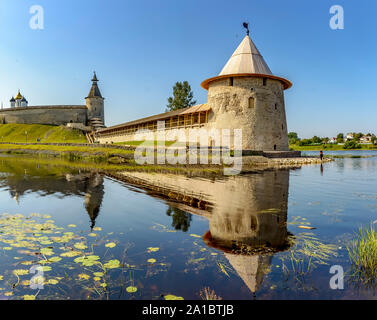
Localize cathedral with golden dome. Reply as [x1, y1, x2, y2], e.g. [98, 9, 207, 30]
[10, 90, 28, 108]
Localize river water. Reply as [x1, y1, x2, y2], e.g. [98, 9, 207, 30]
[0, 152, 376, 300]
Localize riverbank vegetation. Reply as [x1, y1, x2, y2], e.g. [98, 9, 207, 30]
[288, 131, 377, 151]
[0, 124, 86, 143]
[347, 225, 377, 286]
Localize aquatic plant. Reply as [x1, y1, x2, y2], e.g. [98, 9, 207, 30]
[199, 287, 222, 300]
[280, 232, 338, 283]
[347, 225, 377, 286]
[0, 213, 143, 299]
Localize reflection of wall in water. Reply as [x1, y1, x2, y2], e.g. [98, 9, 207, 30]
[1, 169, 104, 227]
[119, 170, 290, 294]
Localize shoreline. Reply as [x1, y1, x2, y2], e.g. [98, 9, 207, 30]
[0, 142, 331, 175]
[0, 143, 333, 176]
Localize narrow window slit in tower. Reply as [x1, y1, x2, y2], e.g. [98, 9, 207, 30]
[274, 145, 277, 151]
[275, 103, 277, 110]
[229, 77, 233, 86]
[263, 78, 267, 86]
[248, 97, 255, 108]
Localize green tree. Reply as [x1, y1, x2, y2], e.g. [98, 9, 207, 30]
[322, 137, 329, 144]
[312, 136, 322, 144]
[336, 133, 344, 144]
[166, 81, 196, 112]
[288, 132, 299, 145]
[353, 132, 363, 142]
[343, 140, 362, 150]
[298, 139, 312, 146]
[166, 206, 192, 232]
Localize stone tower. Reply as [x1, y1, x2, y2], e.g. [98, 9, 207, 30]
[201, 28, 292, 151]
[85, 72, 105, 126]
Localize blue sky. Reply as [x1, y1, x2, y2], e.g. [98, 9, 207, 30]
[0, 0, 376, 138]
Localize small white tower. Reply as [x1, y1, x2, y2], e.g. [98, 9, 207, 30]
[21, 96, 28, 107]
[10, 97, 15, 108]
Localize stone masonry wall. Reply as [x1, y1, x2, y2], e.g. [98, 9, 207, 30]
[0, 106, 88, 126]
[207, 77, 289, 151]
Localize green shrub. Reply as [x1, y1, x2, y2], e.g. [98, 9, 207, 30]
[343, 140, 362, 149]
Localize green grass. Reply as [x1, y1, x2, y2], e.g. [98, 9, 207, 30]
[0, 143, 134, 157]
[290, 144, 377, 151]
[0, 124, 87, 143]
[347, 225, 377, 286]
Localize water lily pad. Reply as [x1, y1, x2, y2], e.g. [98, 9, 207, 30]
[41, 266, 52, 272]
[147, 247, 159, 253]
[189, 234, 201, 238]
[47, 279, 59, 285]
[93, 227, 102, 231]
[60, 251, 81, 258]
[49, 256, 62, 263]
[74, 242, 87, 250]
[67, 224, 76, 228]
[103, 259, 120, 269]
[40, 248, 54, 256]
[23, 295, 36, 300]
[13, 269, 29, 276]
[105, 242, 116, 248]
[126, 286, 137, 293]
[78, 273, 90, 280]
[164, 294, 184, 300]
[147, 258, 156, 264]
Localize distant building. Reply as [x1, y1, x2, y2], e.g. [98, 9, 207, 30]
[329, 137, 337, 144]
[1, 73, 105, 130]
[10, 90, 28, 108]
[360, 136, 372, 144]
[346, 133, 354, 140]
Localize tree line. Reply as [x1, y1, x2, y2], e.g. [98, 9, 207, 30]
[289, 132, 377, 149]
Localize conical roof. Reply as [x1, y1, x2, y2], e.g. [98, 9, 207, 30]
[86, 72, 103, 99]
[219, 35, 272, 76]
[225, 253, 273, 293]
[201, 34, 292, 90]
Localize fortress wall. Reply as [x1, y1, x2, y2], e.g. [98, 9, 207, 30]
[207, 77, 289, 151]
[96, 125, 214, 145]
[0, 106, 88, 126]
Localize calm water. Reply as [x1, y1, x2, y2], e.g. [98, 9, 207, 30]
[0, 153, 376, 300]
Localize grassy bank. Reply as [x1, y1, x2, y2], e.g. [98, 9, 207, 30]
[0, 143, 134, 158]
[289, 144, 377, 151]
[0, 124, 87, 143]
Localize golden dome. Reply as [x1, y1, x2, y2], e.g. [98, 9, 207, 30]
[15, 90, 23, 100]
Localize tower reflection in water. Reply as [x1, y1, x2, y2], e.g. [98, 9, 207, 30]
[120, 170, 291, 295]
[0, 160, 104, 230]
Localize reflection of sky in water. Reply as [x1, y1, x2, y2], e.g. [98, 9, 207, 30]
[0, 155, 376, 299]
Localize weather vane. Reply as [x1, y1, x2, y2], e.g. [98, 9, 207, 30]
[243, 22, 250, 36]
